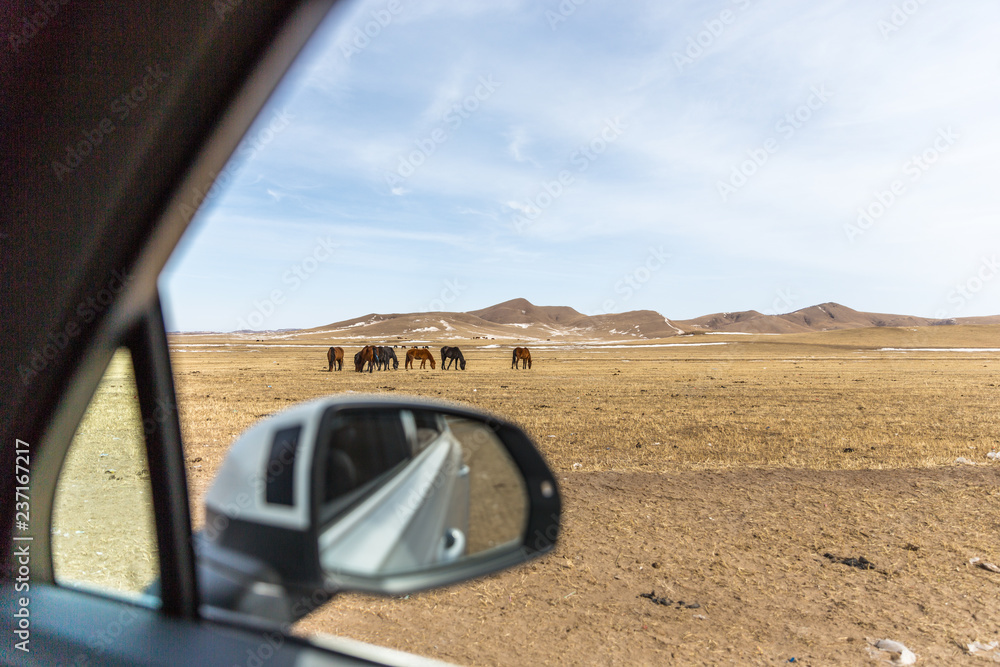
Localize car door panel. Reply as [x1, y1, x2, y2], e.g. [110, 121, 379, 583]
[1, 582, 380, 667]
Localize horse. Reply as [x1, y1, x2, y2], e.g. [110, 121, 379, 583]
[512, 347, 531, 369]
[405, 347, 436, 370]
[375, 346, 399, 370]
[326, 346, 344, 371]
[440, 346, 466, 370]
[355, 345, 376, 373]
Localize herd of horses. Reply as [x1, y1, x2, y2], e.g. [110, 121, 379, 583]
[326, 345, 398, 372]
[325, 345, 530, 372]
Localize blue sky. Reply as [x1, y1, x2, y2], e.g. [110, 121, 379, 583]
[160, 0, 1000, 332]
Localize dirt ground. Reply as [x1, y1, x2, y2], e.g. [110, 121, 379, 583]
[300, 467, 1000, 665]
[56, 330, 1000, 664]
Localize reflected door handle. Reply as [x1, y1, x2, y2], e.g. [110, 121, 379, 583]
[439, 528, 466, 562]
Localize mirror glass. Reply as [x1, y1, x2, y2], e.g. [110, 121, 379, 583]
[316, 408, 528, 579]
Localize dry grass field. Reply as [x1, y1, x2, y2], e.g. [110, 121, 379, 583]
[162, 326, 1000, 665]
[56, 326, 1000, 664]
[51, 353, 160, 600]
[171, 328, 1000, 479]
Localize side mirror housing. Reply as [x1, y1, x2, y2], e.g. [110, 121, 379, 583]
[196, 395, 560, 624]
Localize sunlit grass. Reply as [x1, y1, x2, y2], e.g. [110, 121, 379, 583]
[170, 330, 1000, 484]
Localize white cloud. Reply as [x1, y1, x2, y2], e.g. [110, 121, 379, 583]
[162, 0, 1000, 330]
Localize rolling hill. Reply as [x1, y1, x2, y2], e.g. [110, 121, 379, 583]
[272, 298, 682, 343]
[675, 302, 1000, 334]
[204, 299, 1000, 343]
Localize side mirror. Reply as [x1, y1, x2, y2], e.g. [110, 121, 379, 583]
[196, 395, 560, 624]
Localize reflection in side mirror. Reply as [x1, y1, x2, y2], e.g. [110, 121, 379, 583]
[317, 413, 528, 579]
[197, 395, 559, 625]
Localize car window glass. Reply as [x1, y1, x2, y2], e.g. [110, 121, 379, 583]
[157, 0, 1000, 661]
[51, 348, 160, 606]
[319, 408, 409, 520]
[410, 409, 445, 453]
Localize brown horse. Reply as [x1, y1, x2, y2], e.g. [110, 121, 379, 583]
[326, 346, 344, 371]
[512, 346, 531, 369]
[405, 347, 436, 370]
[355, 345, 376, 373]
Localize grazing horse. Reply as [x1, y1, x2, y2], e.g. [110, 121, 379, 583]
[355, 345, 376, 373]
[405, 347, 436, 370]
[375, 346, 399, 370]
[440, 346, 466, 370]
[326, 346, 344, 371]
[512, 346, 531, 369]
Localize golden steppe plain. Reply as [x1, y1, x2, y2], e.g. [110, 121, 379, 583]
[160, 325, 1000, 665]
[172, 326, 1000, 476]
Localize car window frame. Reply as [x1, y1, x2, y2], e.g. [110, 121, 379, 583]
[0, 0, 337, 569]
[29, 296, 198, 618]
[1, 0, 338, 608]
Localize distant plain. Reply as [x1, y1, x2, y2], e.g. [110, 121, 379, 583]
[165, 323, 1000, 664]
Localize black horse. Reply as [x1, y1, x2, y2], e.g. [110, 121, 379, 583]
[440, 346, 466, 370]
[375, 346, 399, 370]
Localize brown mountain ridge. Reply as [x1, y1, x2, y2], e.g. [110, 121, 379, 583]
[268, 299, 1000, 342]
[285, 298, 680, 341]
[674, 301, 1000, 334]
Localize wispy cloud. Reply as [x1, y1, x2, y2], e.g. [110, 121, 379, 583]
[161, 0, 1000, 331]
